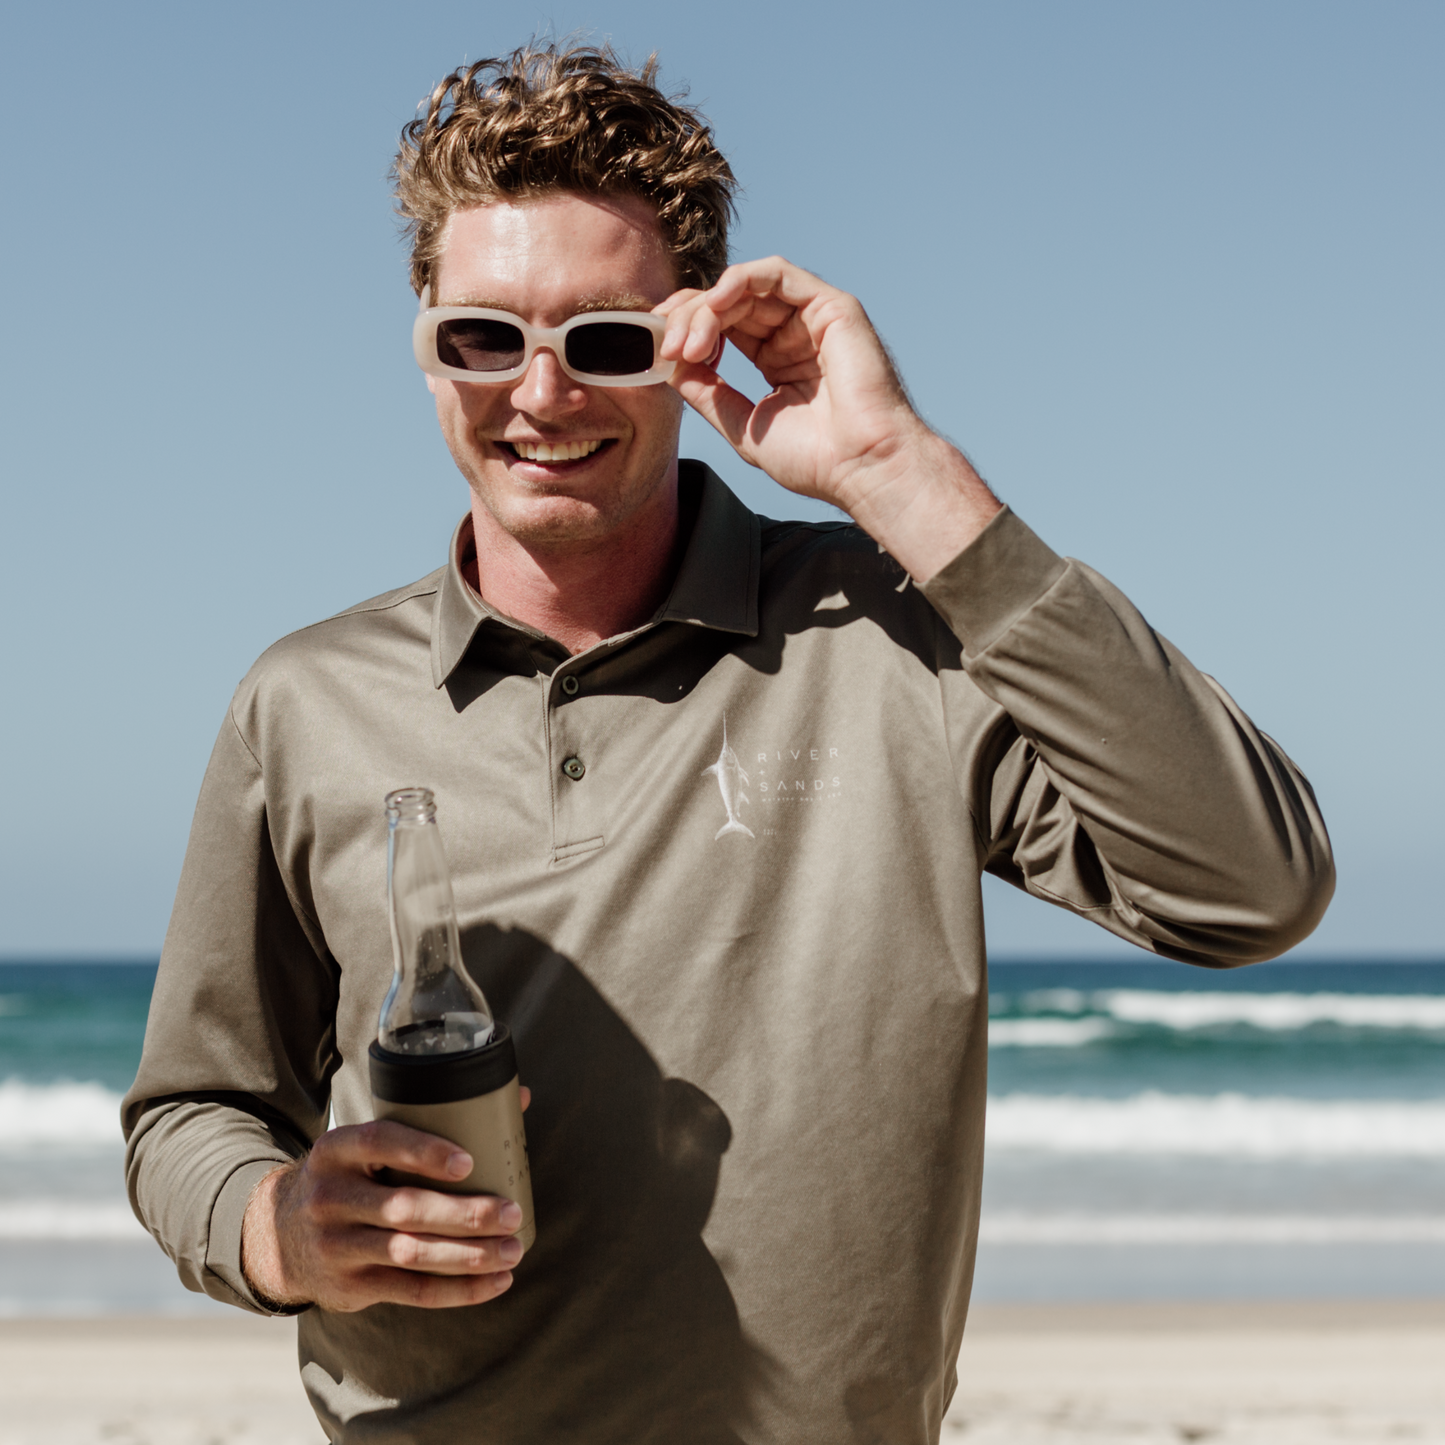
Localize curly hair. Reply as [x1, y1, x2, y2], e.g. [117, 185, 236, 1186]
[393, 43, 738, 298]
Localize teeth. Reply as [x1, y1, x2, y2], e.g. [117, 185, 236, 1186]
[513, 439, 604, 462]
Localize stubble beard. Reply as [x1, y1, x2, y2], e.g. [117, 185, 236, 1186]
[474, 467, 685, 570]
[453, 421, 683, 556]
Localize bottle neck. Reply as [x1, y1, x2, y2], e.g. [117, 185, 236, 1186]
[380, 797, 493, 1055]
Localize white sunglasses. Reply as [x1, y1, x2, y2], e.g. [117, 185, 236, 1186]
[413, 286, 677, 388]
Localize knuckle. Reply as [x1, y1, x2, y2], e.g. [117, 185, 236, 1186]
[353, 1120, 387, 1154]
[377, 1187, 418, 1227]
[390, 1234, 425, 1269]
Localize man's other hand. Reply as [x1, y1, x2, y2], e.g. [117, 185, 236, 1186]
[658, 257, 1002, 584]
[240, 1099, 531, 1313]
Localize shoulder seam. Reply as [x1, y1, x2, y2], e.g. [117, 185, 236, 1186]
[265, 576, 442, 652]
[227, 703, 262, 770]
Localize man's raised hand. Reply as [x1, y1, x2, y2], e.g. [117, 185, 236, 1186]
[240, 1108, 530, 1314]
[658, 257, 918, 505]
[659, 257, 1001, 584]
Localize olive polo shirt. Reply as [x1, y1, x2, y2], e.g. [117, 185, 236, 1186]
[124, 461, 1333, 1445]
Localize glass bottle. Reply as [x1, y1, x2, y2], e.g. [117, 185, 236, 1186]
[378, 787, 494, 1055]
[370, 787, 537, 1251]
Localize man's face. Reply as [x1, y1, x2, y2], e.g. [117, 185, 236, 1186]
[428, 192, 685, 552]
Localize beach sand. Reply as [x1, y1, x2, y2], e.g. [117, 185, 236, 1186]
[0, 1316, 321, 1445]
[950, 1299, 1445, 1443]
[1, 1301, 1442, 1444]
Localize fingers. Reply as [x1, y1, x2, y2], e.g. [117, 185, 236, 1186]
[371, 1181, 524, 1240]
[355, 1263, 515, 1310]
[312, 1127, 524, 1237]
[310, 1182, 525, 1307]
[254, 1121, 536, 1314]
[361, 1217, 525, 1277]
[304, 1247, 516, 1312]
[669, 365, 764, 463]
[707, 255, 837, 311]
[660, 256, 848, 369]
[320, 1119, 473, 1184]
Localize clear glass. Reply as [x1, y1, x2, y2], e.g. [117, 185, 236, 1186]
[378, 787, 494, 1055]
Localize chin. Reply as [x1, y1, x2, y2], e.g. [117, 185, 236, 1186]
[485, 496, 631, 548]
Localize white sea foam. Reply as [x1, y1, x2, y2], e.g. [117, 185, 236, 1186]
[6, 1200, 1442, 1246]
[0, 1079, 125, 1152]
[986, 1091, 1445, 1157]
[989, 1018, 1114, 1047]
[978, 1212, 1445, 1244]
[0, 1201, 146, 1240]
[1097, 990, 1445, 1031]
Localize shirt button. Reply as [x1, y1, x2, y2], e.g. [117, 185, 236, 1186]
[561, 675, 580, 696]
[562, 756, 586, 781]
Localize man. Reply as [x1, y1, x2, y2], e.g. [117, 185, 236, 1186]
[124, 43, 1333, 1445]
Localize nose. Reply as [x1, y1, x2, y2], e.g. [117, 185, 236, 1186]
[509, 347, 588, 418]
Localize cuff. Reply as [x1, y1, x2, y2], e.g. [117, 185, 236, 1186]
[920, 507, 1068, 657]
[205, 1156, 309, 1316]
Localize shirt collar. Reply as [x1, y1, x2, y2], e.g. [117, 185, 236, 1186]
[431, 459, 762, 688]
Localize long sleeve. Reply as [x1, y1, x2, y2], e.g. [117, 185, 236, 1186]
[923, 508, 1334, 964]
[121, 704, 340, 1312]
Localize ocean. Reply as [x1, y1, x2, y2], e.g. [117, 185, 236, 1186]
[1, 958, 1442, 1314]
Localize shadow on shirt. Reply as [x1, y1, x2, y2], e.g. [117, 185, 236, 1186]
[299, 922, 751, 1445]
[442, 510, 963, 719]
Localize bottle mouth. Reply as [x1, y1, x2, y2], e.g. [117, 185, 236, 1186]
[386, 787, 436, 824]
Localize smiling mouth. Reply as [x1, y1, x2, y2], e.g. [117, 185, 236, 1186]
[503, 438, 611, 463]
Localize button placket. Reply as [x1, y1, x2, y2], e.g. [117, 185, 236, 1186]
[545, 671, 604, 860]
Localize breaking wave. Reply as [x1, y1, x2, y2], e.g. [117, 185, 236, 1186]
[0, 1201, 145, 1239]
[0, 1079, 124, 1151]
[1096, 990, 1445, 1031]
[977, 1212, 1445, 1244]
[988, 1018, 1115, 1047]
[986, 1091, 1445, 1156]
[988, 990, 1445, 1044]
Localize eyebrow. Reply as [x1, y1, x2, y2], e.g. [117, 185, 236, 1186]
[443, 292, 655, 316]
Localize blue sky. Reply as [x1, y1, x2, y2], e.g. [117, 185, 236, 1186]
[1, 1, 1440, 957]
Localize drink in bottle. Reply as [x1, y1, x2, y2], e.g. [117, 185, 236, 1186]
[368, 787, 535, 1252]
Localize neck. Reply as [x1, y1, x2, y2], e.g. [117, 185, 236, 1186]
[464, 483, 684, 655]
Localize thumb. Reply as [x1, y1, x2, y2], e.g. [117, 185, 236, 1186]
[671, 363, 759, 465]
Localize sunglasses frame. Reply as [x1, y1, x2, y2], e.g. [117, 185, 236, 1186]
[413, 287, 676, 388]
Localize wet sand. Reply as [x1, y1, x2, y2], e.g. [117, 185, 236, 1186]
[1, 1301, 1442, 1443]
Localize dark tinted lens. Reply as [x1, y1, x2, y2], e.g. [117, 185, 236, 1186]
[565, 321, 656, 377]
[436, 318, 525, 372]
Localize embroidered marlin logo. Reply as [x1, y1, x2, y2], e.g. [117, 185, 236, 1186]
[703, 716, 755, 841]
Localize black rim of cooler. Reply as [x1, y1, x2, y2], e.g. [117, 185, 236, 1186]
[369, 1023, 518, 1104]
